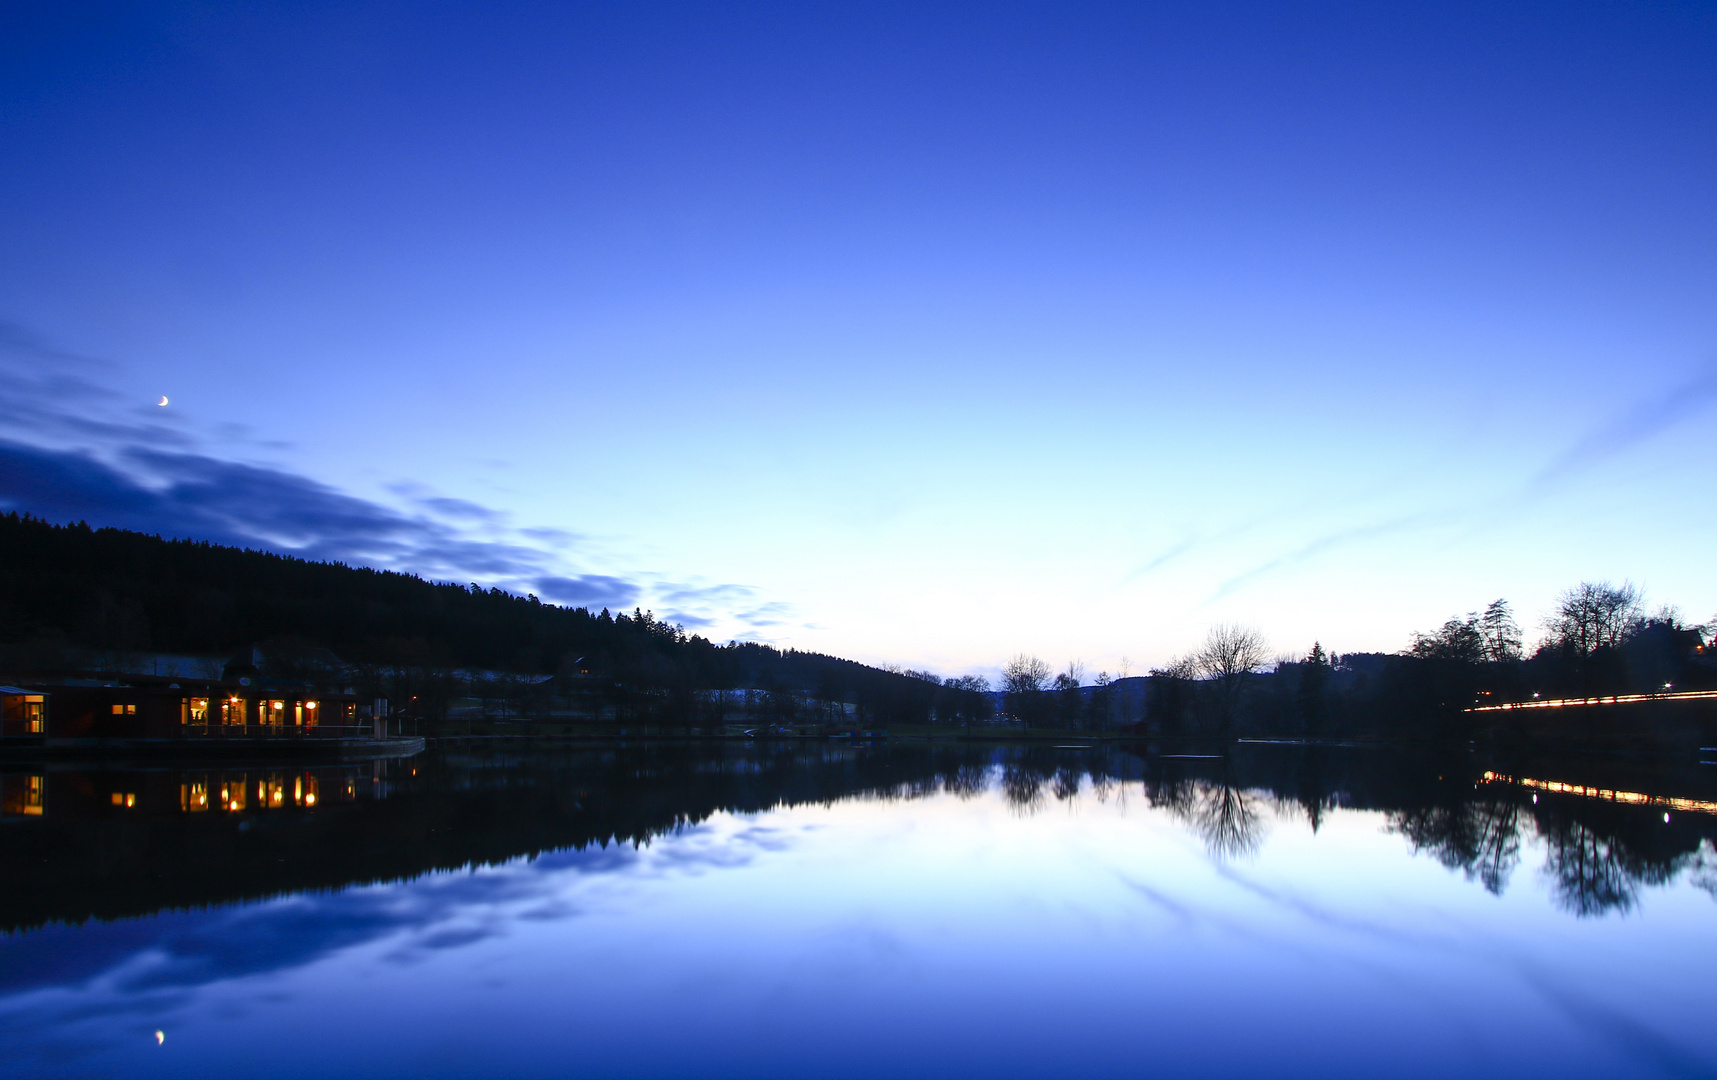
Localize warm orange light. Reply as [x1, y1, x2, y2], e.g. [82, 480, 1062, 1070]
[1469, 688, 1717, 712]
[305, 793, 317, 805]
[1482, 771, 1717, 815]
[126, 794, 135, 808]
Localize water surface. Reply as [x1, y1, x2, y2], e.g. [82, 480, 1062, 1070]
[3, 742, 1714, 1078]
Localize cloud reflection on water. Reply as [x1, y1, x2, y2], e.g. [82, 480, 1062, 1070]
[1, 744, 1714, 1079]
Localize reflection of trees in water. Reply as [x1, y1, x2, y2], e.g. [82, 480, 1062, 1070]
[1388, 795, 1717, 917]
[1536, 815, 1678, 917]
[1146, 773, 1267, 858]
[1184, 781, 1267, 859]
[1686, 840, 1717, 901]
[10, 741, 1714, 929]
[1088, 772, 1118, 806]
[962, 751, 1707, 913]
[1388, 799, 1522, 895]
[945, 763, 990, 800]
[1002, 765, 1045, 814]
[1051, 767, 1082, 803]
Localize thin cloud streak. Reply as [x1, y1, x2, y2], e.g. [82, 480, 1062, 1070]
[1528, 361, 1717, 493]
[1122, 535, 1202, 584]
[1209, 514, 1434, 602]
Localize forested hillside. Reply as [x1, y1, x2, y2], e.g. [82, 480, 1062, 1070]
[0, 513, 984, 724]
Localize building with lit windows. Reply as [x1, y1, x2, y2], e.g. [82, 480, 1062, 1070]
[0, 676, 360, 746]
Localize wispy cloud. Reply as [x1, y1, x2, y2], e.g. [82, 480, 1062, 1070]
[0, 321, 785, 634]
[414, 496, 508, 524]
[0, 439, 554, 580]
[1122, 535, 1201, 583]
[1210, 514, 1432, 601]
[653, 585, 805, 636]
[535, 574, 641, 609]
[1529, 361, 1717, 492]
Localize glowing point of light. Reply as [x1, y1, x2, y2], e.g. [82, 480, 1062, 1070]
[155, 1030, 164, 1045]
[1665, 812, 1671, 823]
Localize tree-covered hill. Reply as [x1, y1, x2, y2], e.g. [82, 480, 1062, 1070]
[0, 513, 982, 724]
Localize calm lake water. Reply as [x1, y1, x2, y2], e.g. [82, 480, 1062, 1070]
[2, 741, 1714, 1079]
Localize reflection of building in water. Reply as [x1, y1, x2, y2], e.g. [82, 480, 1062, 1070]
[0, 677, 359, 744]
[2, 764, 385, 822]
[1480, 770, 1717, 815]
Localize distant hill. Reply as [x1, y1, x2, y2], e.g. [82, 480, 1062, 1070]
[0, 513, 981, 723]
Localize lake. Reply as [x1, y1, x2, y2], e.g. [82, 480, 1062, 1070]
[2, 741, 1714, 1079]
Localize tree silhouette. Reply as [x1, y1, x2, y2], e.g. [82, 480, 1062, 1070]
[1191, 624, 1269, 739]
[1002, 654, 1052, 726]
[1544, 581, 1644, 656]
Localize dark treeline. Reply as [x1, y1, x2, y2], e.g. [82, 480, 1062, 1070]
[2, 742, 1710, 934]
[5, 514, 1710, 741]
[1001, 587, 1716, 745]
[0, 514, 989, 726]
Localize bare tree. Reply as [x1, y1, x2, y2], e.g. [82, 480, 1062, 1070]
[1478, 599, 1522, 662]
[1001, 653, 1052, 725]
[1002, 654, 1051, 693]
[1114, 656, 1137, 727]
[1192, 624, 1269, 739]
[1052, 661, 1084, 729]
[1543, 581, 1644, 655]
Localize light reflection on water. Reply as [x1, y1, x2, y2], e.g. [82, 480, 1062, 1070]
[1, 742, 1714, 1079]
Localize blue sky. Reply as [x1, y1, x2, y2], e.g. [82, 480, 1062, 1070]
[2, 2, 1713, 678]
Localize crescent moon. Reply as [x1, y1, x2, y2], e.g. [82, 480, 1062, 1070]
[157, 395, 169, 407]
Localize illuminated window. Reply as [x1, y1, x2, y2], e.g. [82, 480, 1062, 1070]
[4, 775, 45, 816]
[4, 695, 45, 733]
[184, 697, 209, 723]
[110, 792, 136, 808]
[261, 776, 285, 808]
[295, 775, 320, 806]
